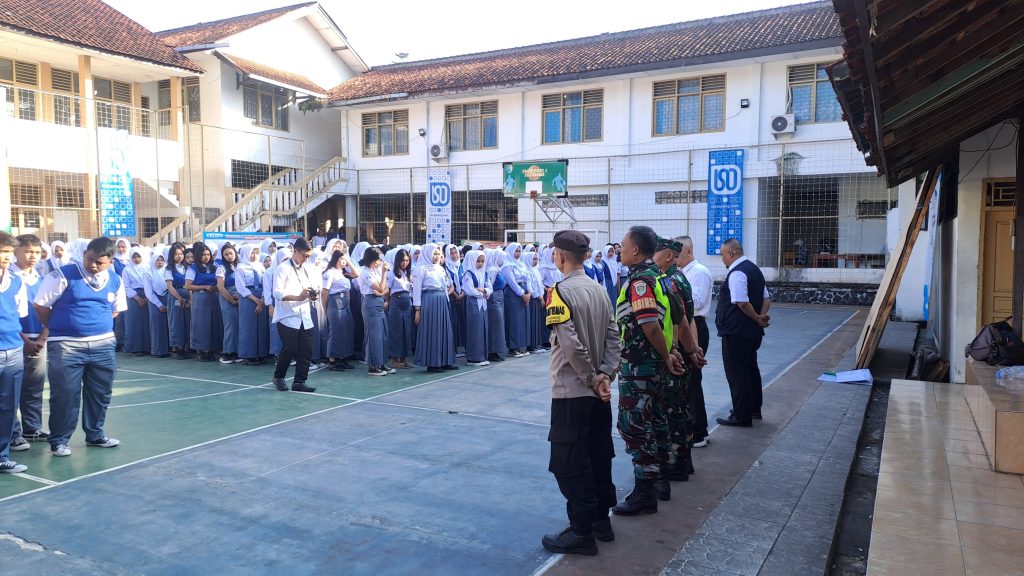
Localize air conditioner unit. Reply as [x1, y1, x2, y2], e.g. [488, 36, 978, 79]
[429, 143, 448, 162]
[770, 114, 796, 136]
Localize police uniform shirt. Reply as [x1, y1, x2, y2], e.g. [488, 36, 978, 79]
[547, 269, 622, 399]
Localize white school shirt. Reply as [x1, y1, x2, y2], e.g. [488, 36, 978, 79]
[412, 266, 448, 306]
[234, 266, 263, 299]
[683, 260, 714, 317]
[11, 263, 39, 336]
[358, 266, 384, 296]
[323, 267, 352, 294]
[34, 264, 128, 342]
[272, 259, 320, 329]
[461, 270, 490, 311]
[386, 270, 411, 295]
[143, 266, 168, 308]
[726, 256, 770, 304]
[1, 267, 29, 321]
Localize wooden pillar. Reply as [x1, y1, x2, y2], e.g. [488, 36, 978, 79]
[38, 63, 53, 123]
[77, 55, 98, 237]
[1014, 118, 1024, 337]
[169, 76, 182, 142]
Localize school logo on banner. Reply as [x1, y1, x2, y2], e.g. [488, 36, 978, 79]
[427, 169, 452, 245]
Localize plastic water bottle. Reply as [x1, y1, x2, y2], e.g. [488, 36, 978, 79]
[995, 366, 1024, 392]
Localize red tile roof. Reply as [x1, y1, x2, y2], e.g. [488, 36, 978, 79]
[217, 52, 326, 96]
[0, 0, 202, 73]
[156, 2, 315, 48]
[329, 1, 841, 102]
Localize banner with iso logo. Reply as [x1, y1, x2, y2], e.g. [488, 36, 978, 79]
[427, 168, 452, 245]
[706, 149, 744, 255]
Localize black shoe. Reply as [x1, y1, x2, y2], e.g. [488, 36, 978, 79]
[427, 366, 444, 374]
[488, 353, 505, 362]
[242, 358, 262, 366]
[328, 362, 348, 371]
[752, 411, 763, 420]
[442, 365, 459, 371]
[612, 480, 658, 516]
[541, 527, 598, 556]
[339, 361, 355, 370]
[592, 518, 615, 542]
[273, 378, 288, 391]
[655, 469, 671, 501]
[716, 416, 752, 427]
[291, 383, 317, 393]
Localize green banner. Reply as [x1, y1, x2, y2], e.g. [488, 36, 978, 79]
[502, 161, 568, 198]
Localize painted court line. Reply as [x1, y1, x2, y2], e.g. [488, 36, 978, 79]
[14, 473, 58, 486]
[113, 377, 175, 383]
[118, 369, 265, 389]
[110, 384, 274, 409]
[0, 366, 488, 505]
[258, 427, 399, 477]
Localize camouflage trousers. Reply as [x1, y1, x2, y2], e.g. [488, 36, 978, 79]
[617, 361, 669, 480]
[666, 372, 694, 463]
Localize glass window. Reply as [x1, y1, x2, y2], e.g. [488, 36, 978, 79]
[260, 93, 273, 127]
[815, 81, 841, 122]
[482, 116, 498, 148]
[790, 84, 812, 124]
[361, 109, 409, 157]
[185, 84, 201, 122]
[788, 63, 842, 124]
[445, 101, 498, 151]
[94, 79, 112, 100]
[542, 90, 602, 144]
[653, 75, 725, 136]
[243, 87, 258, 120]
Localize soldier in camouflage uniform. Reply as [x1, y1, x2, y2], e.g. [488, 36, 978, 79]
[612, 226, 685, 516]
[654, 238, 707, 500]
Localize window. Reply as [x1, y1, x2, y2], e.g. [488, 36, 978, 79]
[94, 77, 133, 131]
[0, 57, 39, 121]
[183, 77, 201, 123]
[11, 184, 42, 206]
[856, 199, 897, 219]
[157, 79, 172, 128]
[242, 80, 290, 131]
[140, 96, 151, 136]
[655, 190, 709, 204]
[362, 110, 410, 157]
[50, 68, 81, 127]
[141, 218, 160, 238]
[652, 74, 726, 136]
[446, 101, 498, 150]
[230, 159, 290, 190]
[788, 64, 841, 124]
[542, 90, 603, 144]
[10, 208, 41, 230]
[568, 194, 609, 207]
[55, 187, 85, 208]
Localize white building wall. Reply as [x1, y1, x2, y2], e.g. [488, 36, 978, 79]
[947, 123, 1018, 382]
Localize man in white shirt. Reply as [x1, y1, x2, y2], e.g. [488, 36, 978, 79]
[33, 236, 128, 457]
[271, 238, 319, 393]
[676, 236, 713, 446]
[714, 239, 770, 428]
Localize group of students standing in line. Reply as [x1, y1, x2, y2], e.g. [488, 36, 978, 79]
[90, 236, 628, 378]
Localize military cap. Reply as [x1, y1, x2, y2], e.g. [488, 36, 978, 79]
[552, 229, 590, 253]
[657, 237, 682, 253]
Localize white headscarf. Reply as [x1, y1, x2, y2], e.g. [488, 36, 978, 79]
[48, 240, 70, 270]
[603, 244, 620, 278]
[444, 244, 462, 293]
[525, 250, 544, 295]
[384, 247, 399, 269]
[418, 243, 440, 270]
[485, 248, 505, 284]
[114, 238, 131, 265]
[69, 239, 89, 263]
[238, 244, 262, 270]
[503, 242, 524, 270]
[350, 241, 370, 269]
[260, 238, 277, 254]
[124, 246, 150, 286]
[463, 250, 488, 309]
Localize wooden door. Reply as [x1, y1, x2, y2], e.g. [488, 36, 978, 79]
[982, 208, 1014, 325]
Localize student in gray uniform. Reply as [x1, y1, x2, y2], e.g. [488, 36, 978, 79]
[413, 243, 457, 373]
[385, 248, 414, 370]
[461, 249, 491, 367]
[143, 249, 170, 358]
[121, 246, 151, 356]
[164, 243, 190, 359]
[322, 249, 357, 371]
[236, 244, 269, 366]
[215, 243, 241, 364]
[358, 247, 391, 377]
[485, 249, 507, 363]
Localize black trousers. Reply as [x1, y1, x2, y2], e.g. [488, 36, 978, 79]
[689, 316, 710, 439]
[721, 334, 763, 422]
[275, 323, 313, 384]
[548, 396, 616, 534]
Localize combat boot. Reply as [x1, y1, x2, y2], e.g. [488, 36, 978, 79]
[668, 449, 694, 481]
[612, 479, 658, 516]
[592, 517, 615, 542]
[541, 527, 598, 556]
[655, 465, 671, 501]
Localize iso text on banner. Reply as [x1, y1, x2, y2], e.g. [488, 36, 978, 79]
[706, 149, 745, 255]
[427, 168, 452, 245]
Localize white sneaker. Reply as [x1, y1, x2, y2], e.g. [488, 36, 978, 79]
[308, 363, 323, 373]
[467, 360, 490, 367]
[52, 444, 71, 457]
[693, 438, 709, 448]
[386, 366, 397, 374]
[0, 460, 27, 474]
[10, 438, 29, 452]
[86, 437, 120, 448]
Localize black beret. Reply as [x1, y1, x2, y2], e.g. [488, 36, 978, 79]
[552, 229, 590, 253]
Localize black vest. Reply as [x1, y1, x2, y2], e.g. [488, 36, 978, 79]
[716, 259, 765, 338]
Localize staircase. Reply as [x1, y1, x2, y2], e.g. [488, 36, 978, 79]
[202, 156, 350, 238]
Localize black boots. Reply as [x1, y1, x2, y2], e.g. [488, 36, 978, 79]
[655, 465, 671, 501]
[612, 479, 658, 515]
[592, 517, 615, 542]
[668, 449, 695, 481]
[541, 527, 598, 556]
